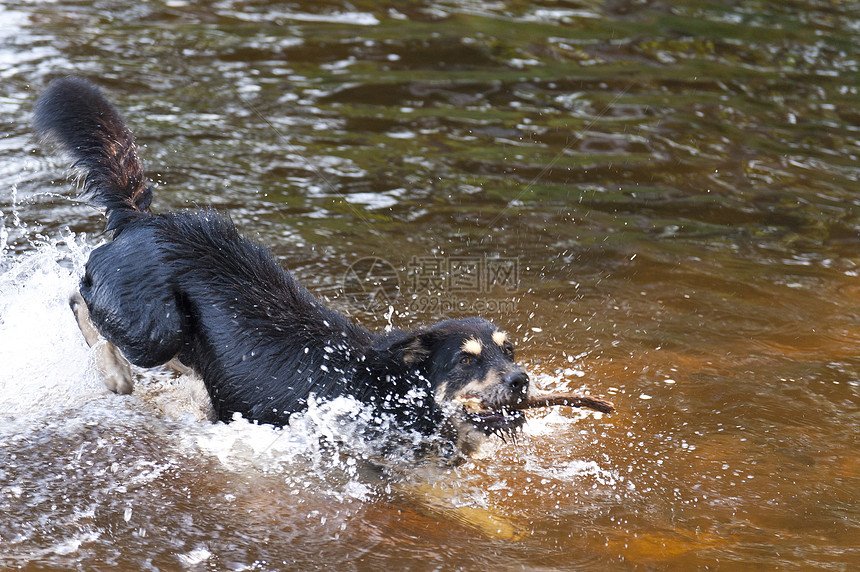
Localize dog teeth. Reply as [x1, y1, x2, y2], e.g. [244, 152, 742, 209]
[454, 394, 490, 414]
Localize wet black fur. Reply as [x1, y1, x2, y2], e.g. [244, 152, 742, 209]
[34, 77, 529, 437]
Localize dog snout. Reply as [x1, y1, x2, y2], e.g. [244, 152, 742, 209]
[503, 370, 529, 400]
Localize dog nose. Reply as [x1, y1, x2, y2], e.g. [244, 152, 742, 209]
[503, 371, 529, 397]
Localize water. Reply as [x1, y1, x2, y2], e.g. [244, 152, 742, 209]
[2, 0, 859, 569]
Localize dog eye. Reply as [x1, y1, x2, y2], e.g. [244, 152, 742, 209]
[503, 343, 514, 356]
[459, 355, 472, 365]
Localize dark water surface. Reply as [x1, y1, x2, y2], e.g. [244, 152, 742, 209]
[1, 0, 859, 569]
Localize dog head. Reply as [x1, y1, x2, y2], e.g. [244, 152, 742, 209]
[398, 317, 530, 454]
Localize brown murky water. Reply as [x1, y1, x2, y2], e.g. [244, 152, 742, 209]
[1, 0, 859, 569]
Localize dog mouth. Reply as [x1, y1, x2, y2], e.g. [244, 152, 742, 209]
[454, 394, 526, 440]
[466, 410, 526, 439]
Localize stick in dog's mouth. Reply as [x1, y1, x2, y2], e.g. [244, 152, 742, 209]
[455, 392, 615, 415]
[453, 392, 613, 442]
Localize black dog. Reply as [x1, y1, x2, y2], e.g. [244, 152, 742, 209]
[34, 77, 530, 454]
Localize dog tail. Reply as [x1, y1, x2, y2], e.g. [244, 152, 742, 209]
[34, 76, 153, 234]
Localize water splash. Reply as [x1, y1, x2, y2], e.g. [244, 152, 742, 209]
[0, 228, 104, 416]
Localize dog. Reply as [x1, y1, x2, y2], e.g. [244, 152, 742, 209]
[34, 77, 530, 456]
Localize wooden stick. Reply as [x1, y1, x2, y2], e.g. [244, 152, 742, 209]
[456, 392, 615, 414]
[513, 393, 615, 414]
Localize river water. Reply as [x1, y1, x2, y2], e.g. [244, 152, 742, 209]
[1, 1, 858, 569]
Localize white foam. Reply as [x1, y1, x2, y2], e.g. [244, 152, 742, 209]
[176, 547, 212, 566]
[0, 232, 106, 417]
[345, 191, 400, 210]
[189, 397, 382, 470]
[234, 10, 379, 26]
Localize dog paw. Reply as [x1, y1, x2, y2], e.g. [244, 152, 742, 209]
[94, 341, 134, 395]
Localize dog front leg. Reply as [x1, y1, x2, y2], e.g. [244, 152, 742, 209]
[69, 291, 134, 395]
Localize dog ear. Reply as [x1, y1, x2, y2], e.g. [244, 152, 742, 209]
[392, 330, 440, 365]
[372, 329, 441, 368]
[401, 334, 431, 364]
